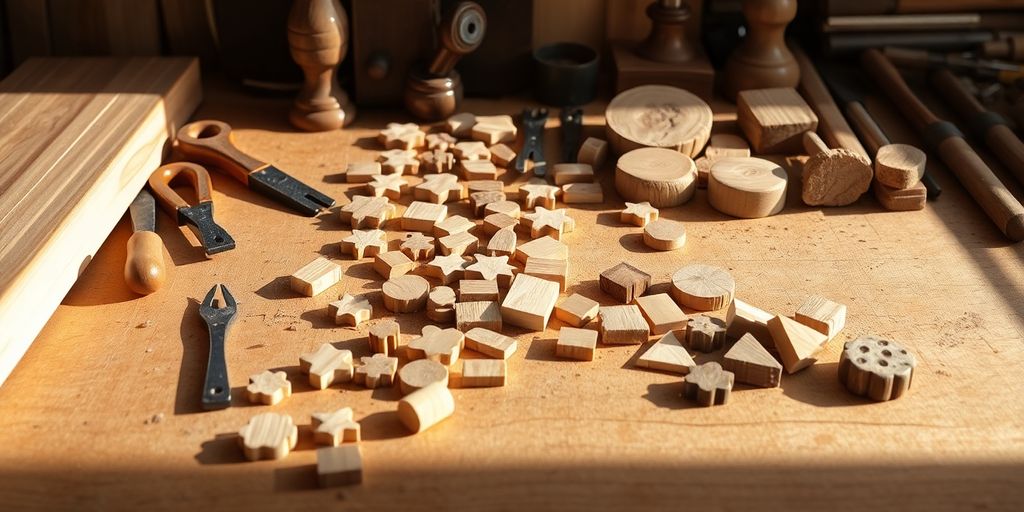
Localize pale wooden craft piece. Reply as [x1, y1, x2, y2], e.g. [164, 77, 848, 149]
[633, 293, 687, 335]
[615, 147, 698, 207]
[399, 232, 436, 261]
[874, 180, 927, 212]
[446, 112, 476, 137]
[556, 327, 599, 361]
[300, 344, 354, 389]
[801, 131, 873, 207]
[368, 320, 400, 356]
[683, 362, 734, 407]
[642, 219, 686, 251]
[459, 279, 500, 302]
[707, 157, 788, 219]
[522, 207, 575, 240]
[598, 305, 650, 345]
[453, 141, 491, 161]
[464, 328, 518, 359]
[605, 85, 712, 157]
[515, 236, 568, 263]
[620, 202, 660, 227]
[875, 143, 926, 190]
[694, 156, 714, 189]
[397, 381, 455, 433]
[489, 143, 517, 167]
[455, 301, 503, 332]
[328, 294, 372, 327]
[704, 133, 751, 160]
[415, 173, 464, 204]
[600, 262, 651, 303]
[355, 353, 399, 388]
[433, 215, 475, 237]
[378, 148, 420, 174]
[562, 183, 604, 204]
[577, 137, 609, 169]
[398, 359, 450, 395]
[635, 331, 696, 374]
[523, 257, 569, 291]
[794, 294, 847, 341]
[727, 298, 776, 351]
[466, 254, 517, 288]
[518, 181, 560, 209]
[551, 163, 594, 185]
[379, 122, 425, 150]
[311, 407, 361, 446]
[317, 445, 362, 487]
[554, 294, 599, 328]
[418, 149, 457, 174]
[438, 231, 479, 256]
[238, 413, 298, 461]
[466, 180, 504, 194]
[427, 286, 457, 323]
[471, 115, 517, 145]
[366, 172, 409, 199]
[345, 162, 382, 183]
[722, 333, 782, 388]
[736, 87, 818, 153]
[469, 191, 507, 217]
[670, 264, 735, 311]
[685, 314, 727, 353]
[422, 253, 470, 284]
[290, 257, 341, 297]
[246, 370, 292, 405]
[485, 227, 518, 257]
[459, 359, 507, 387]
[425, 132, 457, 151]
[382, 275, 431, 313]
[407, 325, 465, 366]
[501, 273, 560, 331]
[401, 201, 448, 232]
[373, 250, 417, 279]
[838, 335, 917, 402]
[340, 229, 387, 259]
[483, 200, 521, 219]
[767, 315, 828, 374]
[461, 160, 499, 181]
[339, 195, 395, 229]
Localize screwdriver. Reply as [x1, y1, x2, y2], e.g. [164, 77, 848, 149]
[124, 189, 167, 295]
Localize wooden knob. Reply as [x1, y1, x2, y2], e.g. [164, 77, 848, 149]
[428, 2, 487, 76]
[721, 0, 800, 100]
[124, 231, 166, 295]
[635, 0, 694, 63]
[287, 0, 356, 131]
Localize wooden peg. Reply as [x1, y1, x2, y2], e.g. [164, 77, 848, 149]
[838, 335, 917, 402]
[422, 253, 470, 284]
[489, 143, 517, 167]
[620, 202, 659, 227]
[407, 325, 465, 366]
[501, 273, 560, 330]
[290, 257, 341, 297]
[366, 173, 409, 199]
[577, 137, 608, 169]
[453, 141, 491, 161]
[522, 207, 575, 240]
[317, 445, 362, 488]
[642, 219, 686, 251]
[425, 132, 457, 151]
[246, 370, 292, 405]
[801, 131, 873, 207]
[339, 195, 395, 229]
[287, 0, 355, 131]
[551, 163, 594, 185]
[874, 143, 925, 190]
[554, 293, 599, 328]
[523, 257, 569, 291]
[464, 327, 518, 359]
[458, 279, 499, 302]
[708, 157, 788, 219]
[598, 305, 650, 344]
[636, 331, 696, 374]
[328, 294, 372, 327]
[605, 85, 712, 157]
[459, 359, 506, 387]
[721, 0, 799, 100]
[633, 293, 687, 335]
[311, 407, 360, 446]
[378, 149, 420, 174]
[723, 333, 782, 388]
[427, 286, 457, 323]
[368, 320, 400, 356]
[446, 112, 476, 137]
[669, 264, 734, 311]
[485, 227, 517, 257]
[345, 162, 381, 183]
[685, 314, 727, 352]
[300, 344, 354, 389]
[683, 362, 734, 407]
[373, 250, 416, 279]
[461, 160, 499, 180]
[794, 295, 847, 341]
[398, 359, 449, 395]
[382, 275, 430, 313]
[469, 191, 507, 217]
[727, 298, 775, 350]
[433, 215, 475, 237]
[438, 231, 479, 256]
[736, 87, 817, 154]
[615, 147, 697, 207]
[561, 183, 604, 204]
[397, 381, 455, 433]
[401, 201, 448, 233]
[415, 173, 464, 204]
[239, 413, 297, 461]
[399, 232, 436, 261]
[466, 254, 517, 287]
[767, 315, 827, 374]
[471, 115, 517, 145]
[517, 181, 560, 210]
[355, 353, 398, 388]
[455, 301, 502, 332]
[600, 262, 651, 304]
[340, 229, 387, 259]
[514, 236, 568, 263]
[379, 122, 425, 150]
[556, 327, 598, 361]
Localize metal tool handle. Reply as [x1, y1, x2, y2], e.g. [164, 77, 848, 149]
[201, 322, 231, 410]
[560, 108, 583, 164]
[176, 120, 266, 183]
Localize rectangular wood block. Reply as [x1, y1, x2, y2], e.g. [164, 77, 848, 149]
[737, 88, 818, 154]
[501, 274, 560, 331]
[524, 257, 569, 292]
[464, 327, 518, 359]
[459, 279, 499, 302]
[290, 258, 341, 297]
[633, 293, 687, 335]
[455, 301, 502, 332]
[461, 359, 507, 387]
[401, 201, 447, 232]
[561, 182, 604, 204]
[794, 295, 847, 341]
[373, 251, 415, 280]
[551, 163, 594, 185]
[598, 305, 650, 344]
[555, 293, 599, 327]
[317, 445, 362, 487]
[556, 327, 598, 361]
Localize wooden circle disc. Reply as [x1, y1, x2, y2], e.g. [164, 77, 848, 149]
[605, 85, 713, 157]
[615, 148, 697, 207]
[875, 143, 925, 190]
[642, 219, 686, 251]
[670, 264, 735, 311]
[426, 286, 456, 323]
[382, 275, 430, 313]
[398, 359, 449, 395]
[708, 157, 788, 219]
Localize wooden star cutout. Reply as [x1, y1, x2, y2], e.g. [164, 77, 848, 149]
[522, 207, 575, 239]
[418, 149, 456, 174]
[518, 181, 560, 209]
[339, 195, 395, 229]
[366, 173, 409, 199]
[415, 173, 465, 204]
[453, 141, 490, 161]
[407, 325, 465, 366]
[400, 232, 436, 261]
[379, 122, 424, 150]
[340, 229, 386, 259]
[299, 343, 354, 389]
[621, 202, 660, 227]
[354, 353, 398, 388]
[246, 370, 292, 405]
[465, 254, 517, 287]
[311, 407, 361, 446]
[421, 253, 469, 284]
[328, 293, 372, 327]
[377, 149, 420, 174]
[425, 132, 457, 151]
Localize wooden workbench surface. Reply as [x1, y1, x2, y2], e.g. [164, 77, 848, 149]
[1, 80, 1023, 511]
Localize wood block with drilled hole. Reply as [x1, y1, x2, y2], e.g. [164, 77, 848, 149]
[458, 279, 499, 302]
[446, 112, 476, 137]
[399, 232, 435, 261]
[455, 301, 502, 332]
[311, 407, 360, 446]
[453, 141, 490, 161]
[484, 200, 520, 219]
[562, 183, 604, 204]
[340, 229, 387, 260]
[556, 327, 598, 361]
[317, 445, 362, 488]
[600, 262, 651, 304]
[636, 331, 696, 374]
[736, 88, 818, 154]
[683, 362, 734, 407]
[382, 275, 430, 313]
[874, 181, 926, 212]
[339, 195, 395, 229]
[438, 231, 478, 256]
[685, 314, 727, 353]
[401, 201, 447, 233]
[518, 181, 560, 210]
[418, 149, 457, 174]
[555, 294, 599, 328]
[552, 163, 594, 185]
[300, 344, 354, 389]
[838, 335, 917, 402]
[433, 215, 475, 237]
[422, 254, 469, 284]
[355, 353, 398, 389]
[427, 286, 457, 323]
[379, 122, 424, 150]
[368, 320, 400, 356]
[246, 370, 291, 405]
[466, 180, 503, 194]
[345, 162, 381, 183]
[407, 325, 464, 366]
[470, 191, 507, 218]
[605, 85, 712, 157]
[328, 294, 372, 327]
[466, 254, 517, 288]
[522, 207, 575, 240]
[615, 147, 697, 207]
[727, 299, 775, 351]
[633, 293, 687, 335]
[598, 305, 650, 344]
[425, 132, 457, 151]
[620, 202, 659, 227]
[459, 359, 507, 387]
[501, 273, 560, 331]
[515, 236, 568, 263]
[398, 381, 455, 433]
[875, 144, 925, 190]
[489, 143, 516, 167]
[471, 115, 517, 145]
[378, 149, 420, 174]
[767, 315, 828, 374]
[398, 359, 449, 395]
[723, 333, 782, 388]
[524, 257, 568, 291]
[486, 228, 518, 257]
[373, 251, 416, 279]
[708, 157, 788, 219]
[415, 173, 464, 204]
[577, 137, 609, 168]
[461, 160, 498, 181]
[239, 413, 297, 461]
[642, 219, 686, 251]
[464, 328, 518, 359]
[705, 134, 750, 159]
[483, 213, 518, 236]
[290, 257, 341, 297]
[795, 295, 848, 341]
[366, 173, 409, 199]
[670, 264, 734, 311]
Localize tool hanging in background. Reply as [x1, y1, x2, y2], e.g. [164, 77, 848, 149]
[176, 120, 335, 216]
[199, 284, 236, 411]
[514, 108, 548, 176]
[882, 47, 1024, 86]
[560, 108, 583, 164]
[123, 189, 168, 295]
[148, 163, 236, 256]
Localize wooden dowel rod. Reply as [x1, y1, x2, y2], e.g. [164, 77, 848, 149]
[791, 44, 870, 162]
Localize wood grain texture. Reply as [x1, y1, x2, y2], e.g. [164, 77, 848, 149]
[615, 148, 698, 207]
[606, 85, 712, 157]
[707, 157, 788, 219]
[736, 88, 818, 154]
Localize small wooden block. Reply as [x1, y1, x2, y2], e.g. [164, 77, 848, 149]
[838, 335, 917, 402]
[598, 305, 650, 345]
[340, 195, 395, 229]
[382, 275, 430, 313]
[366, 173, 409, 199]
[469, 191, 507, 217]
[600, 262, 651, 304]
[795, 295, 848, 341]
[300, 344, 354, 389]
[874, 180, 926, 212]
[418, 149, 457, 174]
[397, 381, 455, 433]
[328, 294, 372, 327]
[471, 115, 517, 145]
[642, 219, 686, 251]
[708, 157, 788, 219]
[399, 232, 436, 261]
[767, 315, 828, 374]
[466, 180, 504, 194]
[875, 143, 925, 189]
[501, 273, 560, 331]
[398, 359, 449, 395]
[422, 253, 469, 284]
[577, 137, 608, 169]
[633, 293, 687, 335]
[485, 227, 518, 257]
[459, 279, 500, 302]
[685, 314, 727, 353]
[554, 293, 599, 327]
[727, 298, 775, 351]
[317, 445, 362, 487]
[379, 122, 424, 150]
[407, 325, 465, 366]
[453, 141, 490, 161]
[515, 236, 568, 263]
[670, 264, 734, 311]
[466, 254, 517, 288]
[695, 156, 713, 188]
[683, 362, 734, 407]
[378, 148, 420, 174]
[438, 231, 479, 256]
[246, 370, 292, 405]
[446, 112, 476, 137]
[368, 320, 400, 356]
[489, 143, 517, 167]
[483, 200, 520, 219]
[518, 181, 560, 209]
[704, 133, 751, 159]
[290, 257, 341, 297]
[723, 333, 782, 388]
[345, 162, 381, 183]
[461, 160, 499, 180]
[551, 163, 594, 185]
[736, 88, 818, 154]
[459, 359, 507, 387]
[340, 229, 387, 259]
[556, 327, 598, 361]
[455, 301, 502, 332]
[427, 286, 457, 323]
[425, 132, 457, 151]
[239, 413, 297, 461]
[464, 327, 518, 359]
[355, 353, 399, 388]
[635, 331, 696, 374]
[483, 213, 518, 237]
[523, 256, 568, 291]
[620, 201, 659, 227]
[415, 173, 464, 204]
[615, 147, 697, 207]
[522, 207, 575, 240]
[433, 215, 475, 237]
[401, 201, 448, 232]
[373, 250, 416, 279]
[311, 407, 360, 446]
[561, 183, 604, 204]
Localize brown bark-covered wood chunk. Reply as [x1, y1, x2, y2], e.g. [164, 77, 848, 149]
[685, 314, 727, 353]
[722, 333, 782, 388]
[600, 262, 651, 303]
[683, 362, 734, 407]
[838, 335, 917, 402]
[800, 131, 873, 207]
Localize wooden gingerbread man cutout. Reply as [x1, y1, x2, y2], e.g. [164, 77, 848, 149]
[407, 325, 465, 366]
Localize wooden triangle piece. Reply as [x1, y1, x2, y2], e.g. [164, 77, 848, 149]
[723, 333, 782, 388]
[767, 315, 827, 374]
[635, 331, 695, 374]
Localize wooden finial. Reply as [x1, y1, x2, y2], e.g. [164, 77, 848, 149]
[721, 0, 800, 100]
[635, 0, 695, 63]
[287, 0, 356, 131]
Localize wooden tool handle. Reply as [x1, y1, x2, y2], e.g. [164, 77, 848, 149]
[844, 102, 889, 156]
[124, 231, 167, 295]
[148, 163, 214, 216]
[802, 131, 830, 157]
[791, 44, 870, 161]
[176, 120, 266, 183]
[860, 49, 939, 131]
[936, 137, 1024, 240]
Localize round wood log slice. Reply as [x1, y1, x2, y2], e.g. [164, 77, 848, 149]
[874, 143, 925, 190]
[801, 148, 872, 207]
[642, 219, 687, 251]
[398, 359, 449, 395]
[670, 264, 735, 311]
[708, 157, 788, 219]
[615, 148, 697, 207]
[605, 85, 713, 157]
[382, 275, 430, 313]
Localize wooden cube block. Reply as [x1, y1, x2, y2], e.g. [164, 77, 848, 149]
[459, 279, 499, 302]
[551, 163, 594, 185]
[554, 293, 599, 327]
[598, 305, 650, 344]
[501, 273, 560, 331]
[373, 251, 416, 279]
[561, 182, 604, 204]
[767, 315, 828, 374]
[577, 137, 608, 168]
[461, 160, 499, 180]
[600, 262, 651, 303]
[556, 327, 598, 361]
[464, 327, 518, 359]
[317, 445, 362, 487]
[455, 301, 502, 332]
[460, 359, 507, 387]
[345, 162, 381, 183]
[633, 293, 687, 335]
[438, 231, 478, 256]
[290, 257, 341, 297]
[401, 201, 448, 232]
[736, 88, 818, 154]
[523, 257, 569, 291]
[794, 295, 847, 341]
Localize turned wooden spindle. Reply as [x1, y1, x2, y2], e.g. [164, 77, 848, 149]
[635, 0, 694, 64]
[722, 0, 800, 101]
[405, 2, 486, 121]
[287, 0, 356, 131]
